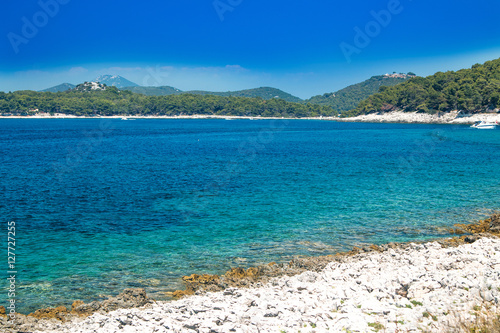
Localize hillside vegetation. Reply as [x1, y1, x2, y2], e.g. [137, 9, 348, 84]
[0, 87, 333, 118]
[184, 87, 303, 103]
[344, 59, 500, 117]
[122, 86, 182, 96]
[305, 75, 411, 112]
[121, 86, 303, 103]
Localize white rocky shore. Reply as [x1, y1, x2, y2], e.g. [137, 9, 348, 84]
[4, 111, 500, 125]
[27, 237, 500, 333]
[339, 111, 500, 124]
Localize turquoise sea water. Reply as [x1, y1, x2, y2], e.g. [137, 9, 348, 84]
[1, 119, 499, 313]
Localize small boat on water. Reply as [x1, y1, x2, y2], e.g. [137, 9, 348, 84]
[470, 121, 497, 129]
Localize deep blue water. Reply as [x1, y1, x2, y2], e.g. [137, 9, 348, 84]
[1, 119, 499, 313]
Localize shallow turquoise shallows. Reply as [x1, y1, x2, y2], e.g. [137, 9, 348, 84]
[1, 119, 499, 313]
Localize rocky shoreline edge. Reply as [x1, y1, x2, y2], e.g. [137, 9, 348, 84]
[336, 111, 500, 124]
[0, 114, 326, 120]
[2, 111, 499, 125]
[2, 213, 499, 332]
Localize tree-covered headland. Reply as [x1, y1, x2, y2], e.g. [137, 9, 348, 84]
[344, 58, 500, 117]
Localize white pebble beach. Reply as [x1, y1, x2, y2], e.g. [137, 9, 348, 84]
[27, 236, 500, 333]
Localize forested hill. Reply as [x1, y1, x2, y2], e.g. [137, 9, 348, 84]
[121, 86, 303, 103]
[305, 75, 412, 112]
[344, 58, 500, 117]
[183, 87, 302, 103]
[40, 83, 76, 93]
[122, 86, 182, 96]
[0, 87, 333, 118]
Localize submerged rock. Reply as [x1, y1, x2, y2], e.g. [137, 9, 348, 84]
[489, 213, 500, 233]
[454, 213, 500, 235]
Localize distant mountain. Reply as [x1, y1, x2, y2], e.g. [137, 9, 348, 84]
[122, 86, 183, 96]
[305, 74, 415, 113]
[94, 75, 138, 88]
[40, 83, 76, 93]
[184, 87, 302, 103]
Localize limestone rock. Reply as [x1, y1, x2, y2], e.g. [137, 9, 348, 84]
[73, 288, 151, 314]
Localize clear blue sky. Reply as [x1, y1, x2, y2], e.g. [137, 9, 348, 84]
[1, 0, 500, 99]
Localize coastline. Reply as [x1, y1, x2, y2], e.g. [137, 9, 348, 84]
[1, 111, 499, 125]
[337, 111, 500, 125]
[0, 114, 334, 120]
[3, 214, 499, 332]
